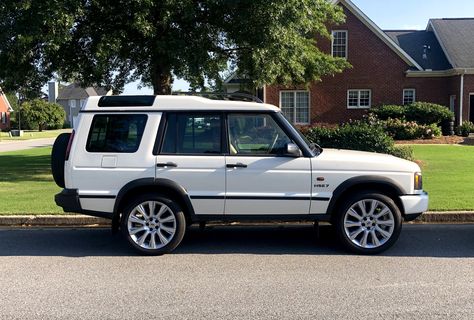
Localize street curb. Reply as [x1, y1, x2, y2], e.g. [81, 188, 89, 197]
[0, 212, 473, 227]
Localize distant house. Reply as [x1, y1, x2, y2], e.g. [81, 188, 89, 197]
[48, 82, 112, 127]
[0, 88, 13, 131]
[227, 0, 474, 126]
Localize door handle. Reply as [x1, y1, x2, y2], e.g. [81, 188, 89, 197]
[226, 163, 247, 168]
[156, 162, 178, 168]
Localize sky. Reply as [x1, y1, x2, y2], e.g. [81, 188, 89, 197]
[122, 0, 474, 95]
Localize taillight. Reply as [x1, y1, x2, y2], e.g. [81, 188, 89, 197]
[65, 130, 75, 161]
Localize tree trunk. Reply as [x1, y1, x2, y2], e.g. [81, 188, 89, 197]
[151, 62, 172, 95]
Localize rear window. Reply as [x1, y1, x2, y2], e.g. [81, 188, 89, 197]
[86, 114, 147, 153]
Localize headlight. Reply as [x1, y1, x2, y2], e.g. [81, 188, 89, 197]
[414, 172, 423, 190]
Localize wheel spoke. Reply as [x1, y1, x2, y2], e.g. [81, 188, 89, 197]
[344, 221, 361, 228]
[375, 225, 392, 239]
[357, 201, 368, 216]
[148, 201, 156, 217]
[129, 226, 147, 235]
[136, 204, 149, 219]
[159, 215, 175, 223]
[371, 230, 381, 246]
[347, 208, 363, 221]
[129, 215, 146, 225]
[374, 208, 390, 219]
[157, 205, 168, 219]
[149, 232, 157, 249]
[160, 225, 175, 235]
[368, 200, 378, 216]
[137, 231, 149, 246]
[360, 230, 369, 247]
[376, 219, 394, 226]
[349, 228, 364, 240]
[157, 229, 168, 244]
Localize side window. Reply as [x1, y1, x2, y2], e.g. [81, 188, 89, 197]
[86, 114, 147, 153]
[228, 113, 293, 155]
[161, 114, 222, 154]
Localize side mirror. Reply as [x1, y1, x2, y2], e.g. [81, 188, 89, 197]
[286, 143, 302, 157]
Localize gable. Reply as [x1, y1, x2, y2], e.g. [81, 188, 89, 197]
[333, 0, 423, 70]
[0, 92, 13, 112]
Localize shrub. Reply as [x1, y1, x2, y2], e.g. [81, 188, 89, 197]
[405, 102, 453, 125]
[382, 118, 441, 140]
[304, 123, 396, 156]
[457, 121, 474, 137]
[391, 146, 414, 161]
[370, 105, 406, 120]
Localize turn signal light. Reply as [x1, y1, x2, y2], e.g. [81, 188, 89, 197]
[414, 172, 423, 190]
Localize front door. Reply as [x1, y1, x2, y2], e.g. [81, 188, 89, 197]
[225, 113, 312, 215]
[470, 94, 474, 123]
[156, 113, 226, 215]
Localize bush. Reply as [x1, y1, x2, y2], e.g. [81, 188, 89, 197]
[382, 118, 442, 140]
[20, 99, 65, 131]
[303, 123, 397, 156]
[371, 105, 406, 120]
[457, 121, 474, 137]
[391, 145, 414, 161]
[405, 102, 453, 125]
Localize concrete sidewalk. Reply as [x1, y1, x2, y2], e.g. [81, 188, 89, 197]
[0, 212, 473, 227]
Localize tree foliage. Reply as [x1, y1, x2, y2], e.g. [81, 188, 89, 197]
[21, 99, 65, 131]
[0, 0, 350, 95]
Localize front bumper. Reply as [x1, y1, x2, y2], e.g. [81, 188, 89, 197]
[400, 192, 429, 221]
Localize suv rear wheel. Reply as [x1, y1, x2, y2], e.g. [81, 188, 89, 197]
[334, 192, 402, 254]
[121, 194, 186, 255]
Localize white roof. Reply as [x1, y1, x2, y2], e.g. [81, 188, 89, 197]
[82, 95, 279, 112]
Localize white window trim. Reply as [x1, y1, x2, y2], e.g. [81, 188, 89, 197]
[279, 90, 311, 125]
[347, 89, 372, 109]
[403, 88, 416, 105]
[331, 30, 348, 59]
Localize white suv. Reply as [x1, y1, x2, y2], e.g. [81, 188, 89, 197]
[52, 95, 428, 255]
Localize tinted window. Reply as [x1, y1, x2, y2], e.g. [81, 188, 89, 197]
[161, 114, 222, 154]
[228, 114, 293, 155]
[86, 115, 147, 153]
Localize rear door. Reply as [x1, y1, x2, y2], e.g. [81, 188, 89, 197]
[155, 113, 226, 215]
[225, 113, 312, 215]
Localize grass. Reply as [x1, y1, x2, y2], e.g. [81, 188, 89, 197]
[0, 147, 63, 214]
[412, 144, 474, 211]
[0, 144, 472, 215]
[0, 129, 71, 141]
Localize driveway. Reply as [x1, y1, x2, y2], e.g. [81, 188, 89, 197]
[0, 137, 56, 152]
[0, 224, 472, 319]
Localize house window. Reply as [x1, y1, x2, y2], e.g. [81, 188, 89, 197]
[332, 30, 348, 58]
[347, 90, 371, 109]
[279, 91, 310, 124]
[1, 112, 6, 124]
[403, 89, 416, 105]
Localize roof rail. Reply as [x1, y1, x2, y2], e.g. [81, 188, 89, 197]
[172, 91, 263, 103]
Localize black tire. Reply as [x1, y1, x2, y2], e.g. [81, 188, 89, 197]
[121, 194, 186, 255]
[51, 133, 71, 188]
[334, 191, 402, 255]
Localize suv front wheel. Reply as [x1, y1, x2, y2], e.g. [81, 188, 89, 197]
[334, 192, 402, 254]
[121, 195, 186, 255]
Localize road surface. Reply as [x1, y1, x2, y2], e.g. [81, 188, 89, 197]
[0, 138, 55, 153]
[0, 224, 472, 319]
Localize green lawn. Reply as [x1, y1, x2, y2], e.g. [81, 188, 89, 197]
[412, 144, 474, 211]
[0, 129, 71, 141]
[0, 147, 63, 214]
[0, 144, 472, 215]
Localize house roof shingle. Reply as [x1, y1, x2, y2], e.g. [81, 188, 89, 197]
[429, 18, 474, 68]
[57, 83, 110, 100]
[385, 30, 452, 71]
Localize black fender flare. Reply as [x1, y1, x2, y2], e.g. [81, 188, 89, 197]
[326, 175, 405, 216]
[113, 178, 195, 218]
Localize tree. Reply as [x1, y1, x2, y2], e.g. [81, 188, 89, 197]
[0, 0, 350, 95]
[21, 99, 65, 131]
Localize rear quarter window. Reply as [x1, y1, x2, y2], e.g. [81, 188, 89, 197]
[86, 114, 147, 153]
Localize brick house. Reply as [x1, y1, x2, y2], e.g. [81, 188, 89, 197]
[244, 0, 474, 126]
[0, 88, 13, 131]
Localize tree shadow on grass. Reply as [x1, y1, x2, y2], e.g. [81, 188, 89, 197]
[0, 154, 53, 183]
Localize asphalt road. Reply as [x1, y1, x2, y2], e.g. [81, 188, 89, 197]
[0, 138, 55, 152]
[0, 224, 473, 320]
